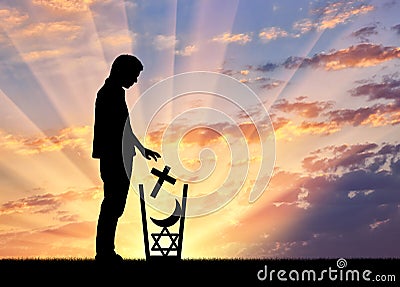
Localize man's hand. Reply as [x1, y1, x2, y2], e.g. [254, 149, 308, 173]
[143, 148, 161, 162]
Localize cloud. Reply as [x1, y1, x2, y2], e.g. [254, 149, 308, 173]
[227, 73, 285, 90]
[257, 78, 285, 90]
[258, 1, 375, 42]
[392, 24, 400, 35]
[326, 105, 380, 126]
[32, 0, 103, 13]
[270, 116, 290, 132]
[327, 74, 400, 126]
[180, 127, 223, 147]
[255, 44, 400, 73]
[238, 122, 262, 144]
[292, 1, 374, 36]
[272, 97, 335, 118]
[0, 126, 91, 155]
[350, 75, 400, 102]
[99, 32, 137, 48]
[292, 18, 314, 35]
[256, 63, 279, 73]
[153, 34, 177, 50]
[331, 75, 400, 127]
[0, 8, 83, 40]
[303, 142, 400, 174]
[0, 221, 96, 258]
[259, 27, 288, 42]
[369, 218, 390, 230]
[312, 1, 374, 31]
[270, 97, 341, 136]
[273, 187, 311, 210]
[212, 32, 252, 45]
[57, 213, 80, 222]
[302, 142, 380, 173]
[268, 75, 400, 138]
[1, 193, 61, 215]
[252, 43, 400, 72]
[241, 141, 400, 258]
[297, 121, 341, 136]
[0, 9, 88, 61]
[268, 119, 339, 138]
[0, 8, 29, 29]
[300, 102, 400, 134]
[19, 21, 81, 40]
[282, 105, 398, 137]
[350, 25, 378, 42]
[175, 44, 198, 56]
[146, 117, 269, 150]
[217, 65, 286, 90]
[21, 48, 69, 62]
[292, 44, 400, 71]
[0, 187, 101, 217]
[39, 220, 95, 238]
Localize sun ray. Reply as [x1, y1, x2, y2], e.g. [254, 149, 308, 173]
[120, 0, 179, 148]
[176, 0, 240, 72]
[262, 30, 327, 110]
[157, 0, 242, 144]
[0, 2, 118, 188]
[0, 87, 98, 196]
[0, 0, 398, 259]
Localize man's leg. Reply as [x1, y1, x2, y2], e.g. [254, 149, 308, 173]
[96, 186, 126, 256]
[96, 156, 131, 261]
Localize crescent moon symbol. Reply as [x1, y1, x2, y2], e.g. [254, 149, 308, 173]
[150, 199, 182, 228]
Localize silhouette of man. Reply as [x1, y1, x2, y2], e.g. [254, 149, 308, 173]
[92, 54, 160, 263]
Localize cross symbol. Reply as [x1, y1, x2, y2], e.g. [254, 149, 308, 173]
[150, 165, 176, 198]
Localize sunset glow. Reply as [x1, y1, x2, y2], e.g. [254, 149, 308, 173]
[0, 0, 399, 259]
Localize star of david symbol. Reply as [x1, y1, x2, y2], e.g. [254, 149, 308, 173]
[151, 227, 179, 256]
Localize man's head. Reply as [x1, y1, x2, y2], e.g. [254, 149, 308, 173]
[110, 54, 143, 89]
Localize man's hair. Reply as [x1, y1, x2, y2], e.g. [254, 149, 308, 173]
[110, 54, 143, 78]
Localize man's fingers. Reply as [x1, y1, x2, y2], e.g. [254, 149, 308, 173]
[147, 153, 157, 161]
[144, 149, 161, 161]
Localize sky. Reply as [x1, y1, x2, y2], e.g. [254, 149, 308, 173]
[0, 0, 399, 259]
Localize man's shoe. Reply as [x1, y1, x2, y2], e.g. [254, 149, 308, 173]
[95, 252, 123, 264]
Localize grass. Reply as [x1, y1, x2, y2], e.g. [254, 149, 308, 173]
[0, 257, 398, 285]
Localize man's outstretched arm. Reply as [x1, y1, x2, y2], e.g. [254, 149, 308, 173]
[131, 130, 161, 162]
